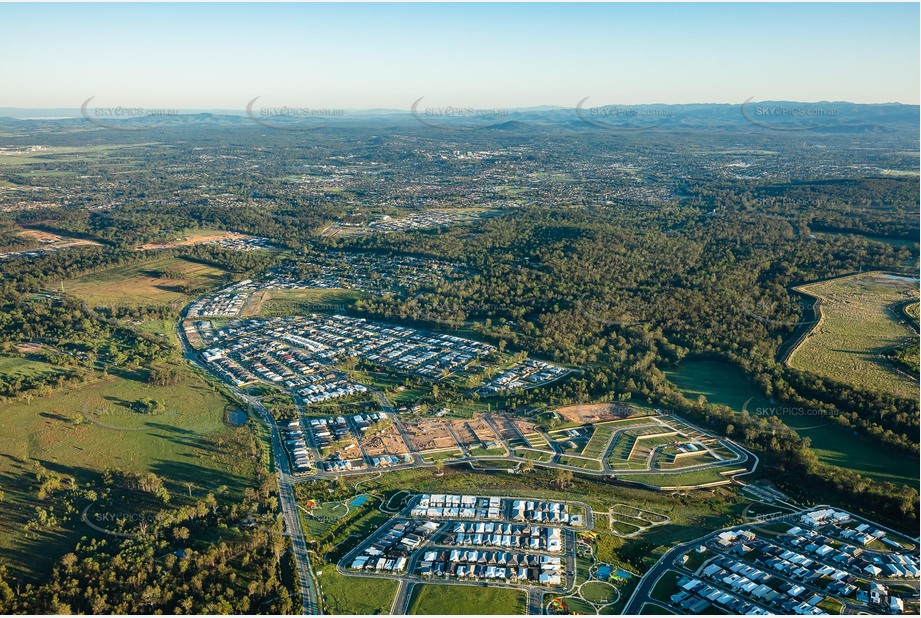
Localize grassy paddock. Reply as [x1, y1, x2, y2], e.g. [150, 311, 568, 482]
[408, 583, 526, 615]
[315, 566, 397, 615]
[0, 366, 254, 581]
[62, 255, 232, 307]
[791, 272, 919, 399]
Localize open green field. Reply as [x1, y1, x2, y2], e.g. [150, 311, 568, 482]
[0, 366, 254, 580]
[581, 580, 619, 604]
[623, 467, 730, 488]
[407, 584, 526, 615]
[131, 317, 182, 349]
[252, 287, 365, 318]
[790, 272, 919, 399]
[0, 353, 63, 381]
[315, 568, 397, 615]
[650, 570, 682, 603]
[0, 144, 159, 168]
[665, 359, 919, 486]
[61, 255, 232, 307]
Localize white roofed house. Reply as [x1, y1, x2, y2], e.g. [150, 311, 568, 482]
[547, 527, 563, 552]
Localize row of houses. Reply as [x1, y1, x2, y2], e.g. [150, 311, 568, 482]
[219, 326, 368, 403]
[706, 518, 916, 614]
[809, 513, 905, 553]
[439, 522, 563, 552]
[204, 354, 257, 387]
[290, 315, 496, 380]
[199, 310, 568, 413]
[282, 418, 310, 473]
[417, 549, 563, 586]
[701, 555, 826, 615]
[673, 574, 771, 615]
[781, 525, 920, 580]
[309, 415, 356, 448]
[412, 494, 503, 520]
[510, 499, 578, 525]
[187, 292, 249, 318]
[319, 454, 358, 472]
[478, 359, 569, 395]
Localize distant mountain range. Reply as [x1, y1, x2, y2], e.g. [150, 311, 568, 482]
[0, 102, 917, 134]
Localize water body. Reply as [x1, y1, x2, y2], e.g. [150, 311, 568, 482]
[882, 274, 920, 282]
[664, 359, 918, 487]
[224, 408, 248, 426]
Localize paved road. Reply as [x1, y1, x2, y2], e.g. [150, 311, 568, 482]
[527, 587, 544, 615]
[622, 509, 888, 616]
[335, 495, 589, 616]
[177, 317, 321, 614]
[621, 529, 723, 614]
[391, 580, 413, 614]
[290, 406, 757, 488]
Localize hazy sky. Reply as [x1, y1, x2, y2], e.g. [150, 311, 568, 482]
[2, 2, 919, 109]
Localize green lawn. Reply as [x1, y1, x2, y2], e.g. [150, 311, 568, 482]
[582, 426, 616, 458]
[0, 353, 63, 380]
[558, 596, 596, 614]
[650, 570, 681, 603]
[408, 584, 526, 615]
[641, 602, 676, 614]
[683, 548, 713, 571]
[316, 567, 397, 615]
[255, 288, 365, 318]
[581, 581, 619, 604]
[817, 596, 843, 614]
[514, 448, 554, 462]
[622, 467, 729, 488]
[558, 455, 603, 471]
[665, 359, 919, 487]
[421, 449, 464, 463]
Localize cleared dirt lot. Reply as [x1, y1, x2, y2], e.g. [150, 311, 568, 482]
[18, 228, 101, 249]
[554, 402, 633, 424]
[136, 230, 249, 251]
[512, 417, 541, 436]
[491, 415, 526, 442]
[449, 416, 501, 448]
[402, 418, 459, 452]
[362, 424, 410, 457]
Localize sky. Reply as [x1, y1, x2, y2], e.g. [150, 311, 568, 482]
[1, 2, 919, 110]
